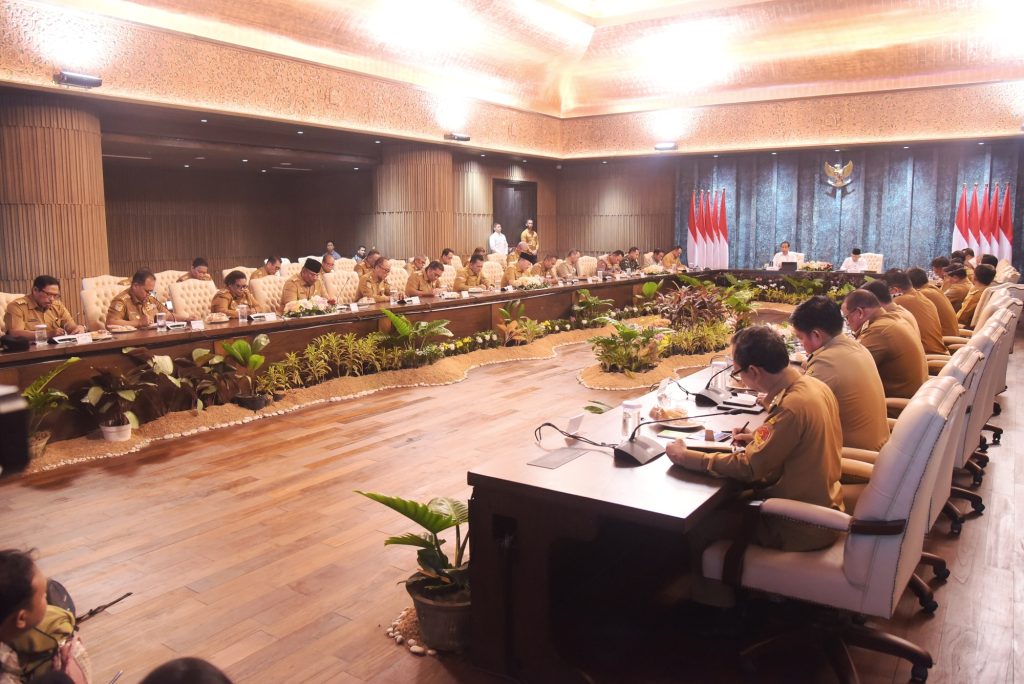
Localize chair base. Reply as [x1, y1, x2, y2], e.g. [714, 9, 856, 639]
[918, 552, 950, 581]
[907, 574, 938, 613]
[982, 422, 1002, 444]
[963, 459, 985, 487]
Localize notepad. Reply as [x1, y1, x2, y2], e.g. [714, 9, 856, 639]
[528, 447, 590, 469]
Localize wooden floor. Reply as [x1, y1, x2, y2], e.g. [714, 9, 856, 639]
[1, 337, 1021, 683]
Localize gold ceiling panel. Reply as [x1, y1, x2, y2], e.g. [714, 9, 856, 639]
[37, 0, 1024, 117]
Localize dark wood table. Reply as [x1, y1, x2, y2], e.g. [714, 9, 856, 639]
[466, 367, 764, 682]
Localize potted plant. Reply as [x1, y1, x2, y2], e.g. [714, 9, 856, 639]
[222, 334, 270, 410]
[21, 356, 80, 459]
[80, 365, 159, 441]
[356, 491, 471, 652]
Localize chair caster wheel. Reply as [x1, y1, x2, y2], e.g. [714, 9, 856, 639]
[950, 520, 963, 536]
[920, 597, 938, 614]
[911, 663, 929, 682]
[993, 434, 1001, 445]
[972, 474, 984, 487]
[934, 567, 950, 581]
[972, 501, 985, 514]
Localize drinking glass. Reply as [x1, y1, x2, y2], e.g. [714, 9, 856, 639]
[236, 304, 249, 323]
[155, 313, 167, 330]
[34, 325, 48, 345]
[597, 270, 605, 281]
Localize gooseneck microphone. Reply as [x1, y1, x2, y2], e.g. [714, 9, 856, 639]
[614, 408, 745, 464]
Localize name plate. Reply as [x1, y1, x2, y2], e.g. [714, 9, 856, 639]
[190, 320, 205, 331]
[52, 335, 79, 345]
[460, 290, 470, 299]
[349, 302, 359, 312]
[408, 296, 420, 305]
[165, 321, 188, 330]
[75, 333, 94, 345]
[249, 312, 277, 322]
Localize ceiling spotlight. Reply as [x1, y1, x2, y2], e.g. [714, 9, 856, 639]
[771, 152, 777, 156]
[522, 159, 528, 163]
[978, 142, 986, 145]
[374, 140, 382, 144]
[53, 71, 102, 88]
[713, 154, 719, 158]
[261, 169, 267, 173]
[903, 146, 910, 149]
[242, 159, 248, 163]
[834, 148, 841, 152]
[297, 130, 304, 135]
[480, 154, 486, 157]
[444, 132, 471, 142]
[654, 142, 678, 151]
[602, 160, 608, 164]
[183, 164, 190, 168]
[353, 167, 360, 171]
[200, 119, 208, 123]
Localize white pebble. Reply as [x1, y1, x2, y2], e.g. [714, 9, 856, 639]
[427, 649, 437, 656]
[406, 640, 416, 647]
[395, 636, 404, 644]
[409, 646, 425, 655]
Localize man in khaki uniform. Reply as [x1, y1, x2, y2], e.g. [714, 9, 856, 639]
[407, 261, 444, 297]
[281, 258, 331, 308]
[4, 276, 84, 339]
[555, 250, 581, 280]
[406, 255, 427, 275]
[842, 289, 927, 400]
[249, 256, 281, 280]
[177, 257, 212, 282]
[662, 245, 684, 269]
[454, 255, 492, 292]
[211, 270, 262, 315]
[909, 267, 959, 337]
[355, 250, 380, 277]
[668, 325, 844, 551]
[440, 248, 457, 267]
[862, 280, 920, 337]
[520, 220, 539, 257]
[321, 254, 335, 273]
[358, 257, 392, 303]
[596, 251, 624, 273]
[791, 296, 889, 451]
[530, 254, 559, 281]
[106, 269, 174, 328]
[942, 266, 970, 311]
[502, 256, 533, 288]
[930, 257, 951, 289]
[956, 263, 996, 329]
[884, 269, 946, 355]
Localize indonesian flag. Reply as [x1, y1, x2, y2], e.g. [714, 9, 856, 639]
[709, 190, 721, 268]
[952, 184, 969, 252]
[979, 184, 992, 257]
[703, 189, 714, 268]
[695, 189, 707, 267]
[1000, 185, 1013, 263]
[719, 188, 729, 269]
[687, 190, 698, 268]
[986, 184, 1000, 258]
[968, 184, 981, 255]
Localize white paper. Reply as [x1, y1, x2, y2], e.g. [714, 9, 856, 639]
[408, 296, 420, 305]
[190, 320, 205, 331]
[460, 290, 470, 299]
[349, 302, 359, 312]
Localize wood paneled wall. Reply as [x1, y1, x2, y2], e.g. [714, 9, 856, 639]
[370, 146, 454, 259]
[0, 92, 109, 316]
[555, 158, 677, 256]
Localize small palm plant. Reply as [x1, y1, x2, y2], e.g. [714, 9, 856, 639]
[382, 309, 453, 351]
[22, 356, 80, 458]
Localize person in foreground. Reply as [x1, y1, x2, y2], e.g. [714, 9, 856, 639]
[667, 326, 844, 552]
[4, 276, 85, 339]
[140, 658, 232, 684]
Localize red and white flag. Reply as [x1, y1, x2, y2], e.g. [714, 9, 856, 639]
[702, 189, 714, 268]
[687, 190, 698, 268]
[980, 184, 994, 256]
[709, 190, 721, 268]
[718, 188, 729, 268]
[968, 184, 981, 255]
[952, 184, 969, 252]
[999, 185, 1013, 263]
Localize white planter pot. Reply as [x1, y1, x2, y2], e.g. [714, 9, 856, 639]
[100, 423, 132, 442]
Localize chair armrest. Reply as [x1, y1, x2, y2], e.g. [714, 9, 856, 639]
[958, 328, 972, 337]
[927, 359, 946, 376]
[943, 336, 969, 346]
[842, 447, 878, 464]
[841, 458, 874, 481]
[886, 397, 910, 415]
[758, 499, 852, 531]
[926, 354, 950, 362]
[887, 417, 897, 431]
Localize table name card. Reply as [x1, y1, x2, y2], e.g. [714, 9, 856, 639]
[189, 320, 205, 331]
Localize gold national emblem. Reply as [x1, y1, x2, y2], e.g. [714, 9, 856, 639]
[753, 423, 773, 447]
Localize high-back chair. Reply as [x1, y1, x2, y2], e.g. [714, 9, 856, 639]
[439, 265, 457, 290]
[336, 258, 356, 272]
[169, 279, 217, 320]
[956, 320, 1007, 485]
[280, 262, 302, 280]
[577, 256, 598, 278]
[80, 283, 127, 331]
[154, 270, 187, 305]
[81, 274, 128, 290]
[450, 255, 463, 270]
[386, 267, 409, 296]
[250, 276, 286, 314]
[221, 266, 256, 283]
[323, 270, 360, 305]
[482, 261, 504, 287]
[643, 251, 655, 266]
[486, 253, 505, 263]
[702, 377, 965, 682]
[0, 291, 22, 334]
[860, 253, 884, 272]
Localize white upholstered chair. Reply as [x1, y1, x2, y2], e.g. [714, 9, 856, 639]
[439, 265, 457, 290]
[169, 280, 217, 320]
[81, 275, 128, 290]
[221, 266, 256, 282]
[577, 256, 598, 278]
[481, 261, 504, 287]
[702, 376, 965, 682]
[250, 277, 286, 314]
[154, 270, 186, 304]
[323, 270, 360, 305]
[80, 283, 126, 331]
[450, 255, 463, 270]
[336, 258, 356, 272]
[486, 253, 506, 263]
[643, 251, 655, 266]
[390, 259, 406, 271]
[0, 291, 22, 334]
[386, 267, 409, 295]
[280, 262, 302, 280]
[860, 253, 884, 273]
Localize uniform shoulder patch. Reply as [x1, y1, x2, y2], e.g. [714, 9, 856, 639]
[753, 423, 774, 447]
[112, 299, 125, 311]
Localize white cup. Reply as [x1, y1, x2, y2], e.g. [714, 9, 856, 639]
[155, 313, 167, 330]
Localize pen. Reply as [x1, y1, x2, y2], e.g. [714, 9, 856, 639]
[732, 420, 750, 443]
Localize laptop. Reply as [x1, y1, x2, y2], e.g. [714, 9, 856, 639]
[779, 261, 798, 272]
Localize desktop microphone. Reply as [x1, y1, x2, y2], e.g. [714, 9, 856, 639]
[692, 363, 733, 407]
[613, 408, 744, 465]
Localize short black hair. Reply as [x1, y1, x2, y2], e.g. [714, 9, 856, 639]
[191, 257, 209, 269]
[225, 270, 247, 286]
[628, 246, 639, 253]
[930, 256, 950, 270]
[32, 275, 59, 291]
[883, 268, 912, 291]
[426, 260, 443, 271]
[365, 249, 380, 260]
[844, 289, 882, 311]
[469, 254, 485, 265]
[945, 265, 968, 279]
[906, 267, 930, 289]
[266, 256, 281, 266]
[653, 249, 665, 256]
[140, 657, 233, 684]
[861, 279, 892, 304]
[963, 248, 975, 257]
[790, 295, 844, 337]
[0, 549, 36, 624]
[780, 240, 790, 248]
[980, 254, 998, 267]
[441, 248, 455, 257]
[611, 250, 624, 257]
[975, 264, 996, 285]
[671, 245, 682, 252]
[950, 250, 966, 261]
[851, 248, 862, 256]
[132, 269, 156, 285]
[731, 326, 789, 374]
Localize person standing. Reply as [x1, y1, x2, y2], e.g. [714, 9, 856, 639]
[488, 223, 508, 255]
[521, 220, 539, 258]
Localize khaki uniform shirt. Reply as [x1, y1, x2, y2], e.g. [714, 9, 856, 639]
[453, 267, 490, 291]
[856, 310, 928, 399]
[106, 288, 170, 324]
[805, 334, 890, 452]
[521, 229, 539, 255]
[956, 284, 988, 328]
[355, 261, 373, 278]
[596, 256, 621, 273]
[919, 285, 961, 337]
[249, 265, 274, 280]
[943, 281, 970, 312]
[697, 374, 845, 551]
[662, 252, 682, 269]
[884, 304, 919, 337]
[895, 289, 946, 355]
[4, 296, 77, 336]
[502, 265, 530, 288]
[529, 263, 557, 279]
[210, 289, 261, 314]
[358, 272, 391, 302]
[406, 271, 439, 297]
[176, 273, 212, 283]
[555, 261, 578, 279]
[281, 275, 329, 307]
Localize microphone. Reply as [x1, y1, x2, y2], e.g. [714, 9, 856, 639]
[614, 408, 745, 465]
[692, 362, 733, 407]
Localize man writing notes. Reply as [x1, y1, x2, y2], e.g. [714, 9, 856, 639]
[106, 269, 174, 328]
[454, 255, 492, 292]
[407, 260, 444, 298]
[281, 258, 331, 308]
[4, 276, 85, 338]
[359, 257, 393, 303]
[841, 289, 927, 400]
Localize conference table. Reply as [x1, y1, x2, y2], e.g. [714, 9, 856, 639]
[467, 366, 767, 683]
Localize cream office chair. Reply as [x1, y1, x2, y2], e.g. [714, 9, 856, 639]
[481, 261, 504, 287]
[577, 256, 598, 278]
[450, 255, 463, 270]
[390, 259, 406, 271]
[386, 266, 409, 296]
[81, 274, 128, 290]
[169, 279, 217, 320]
[438, 265, 457, 290]
[703, 377, 964, 683]
[250, 276, 286, 314]
[860, 253, 884, 272]
[80, 283, 126, 330]
[0, 291, 22, 334]
[486, 253, 505, 263]
[336, 258, 356, 272]
[154, 270, 187, 304]
[643, 251, 654, 266]
[280, 262, 302, 280]
[323, 270, 359, 305]
[221, 266, 256, 283]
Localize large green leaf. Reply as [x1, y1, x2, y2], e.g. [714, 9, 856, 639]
[428, 497, 468, 525]
[23, 357, 79, 399]
[223, 339, 251, 365]
[151, 354, 174, 376]
[247, 354, 265, 372]
[251, 333, 270, 353]
[116, 390, 137, 402]
[124, 411, 139, 429]
[382, 309, 413, 338]
[83, 386, 104, 406]
[356, 491, 458, 534]
[384, 532, 437, 549]
[417, 547, 452, 578]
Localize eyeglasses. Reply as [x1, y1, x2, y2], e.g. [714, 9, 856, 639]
[729, 366, 748, 381]
[37, 290, 61, 300]
[841, 307, 861, 321]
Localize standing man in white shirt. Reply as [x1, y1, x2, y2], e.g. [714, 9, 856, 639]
[839, 248, 865, 273]
[488, 222, 508, 255]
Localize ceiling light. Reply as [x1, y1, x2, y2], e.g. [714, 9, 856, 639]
[242, 159, 248, 163]
[654, 142, 678, 151]
[261, 169, 267, 173]
[297, 130, 304, 135]
[53, 71, 102, 88]
[353, 167, 360, 171]
[771, 152, 777, 156]
[903, 146, 910, 149]
[522, 159, 527, 163]
[602, 160, 608, 164]
[834, 148, 841, 152]
[713, 154, 720, 158]
[444, 132, 471, 142]
[374, 140, 382, 144]
[200, 119, 208, 123]
[480, 154, 486, 157]
[183, 164, 190, 168]
[978, 142, 986, 145]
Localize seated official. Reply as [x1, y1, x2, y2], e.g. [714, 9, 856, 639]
[597, 250, 624, 273]
[950, 251, 974, 281]
[942, 265, 970, 311]
[323, 240, 341, 260]
[358, 257, 393, 303]
[353, 245, 367, 263]
[907, 267, 959, 337]
[962, 247, 977, 269]
[791, 296, 889, 451]
[930, 256, 951, 289]
[405, 255, 427, 274]
[502, 256, 533, 288]
[838, 248, 866, 273]
[281, 258, 331, 308]
[662, 245, 683, 269]
[842, 289, 927, 400]
[770, 240, 801, 269]
[884, 269, 946, 355]
[321, 254, 335, 273]
[506, 241, 535, 266]
[530, 254, 559, 281]
[106, 269, 175, 328]
[211, 271, 262, 315]
[621, 247, 642, 272]
[4, 276, 85, 339]
[454, 255, 492, 291]
[249, 256, 281, 280]
[440, 248, 456, 267]
[407, 260, 444, 297]
[667, 326, 844, 552]
[488, 222, 508, 255]
[177, 257, 212, 282]
[355, 250, 380, 277]
[956, 263, 996, 328]
[980, 253, 998, 268]
[861, 280, 920, 337]
[555, 250, 580, 280]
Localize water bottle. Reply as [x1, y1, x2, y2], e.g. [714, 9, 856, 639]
[621, 400, 642, 438]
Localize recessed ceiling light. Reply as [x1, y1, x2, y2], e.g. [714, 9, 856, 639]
[480, 154, 486, 157]
[654, 142, 677, 151]
[261, 169, 267, 173]
[353, 167, 360, 171]
[183, 164, 190, 168]
[903, 146, 910, 149]
[297, 130, 304, 135]
[978, 141, 986, 145]
[242, 159, 248, 163]
[771, 152, 777, 156]
[200, 119, 207, 123]
[374, 140, 382, 144]
[834, 148, 841, 152]
[194, 156, 205, 160]
[602, 160, 608, 164]
[713, 154, 719, 158]
[522, 159, 527, 163]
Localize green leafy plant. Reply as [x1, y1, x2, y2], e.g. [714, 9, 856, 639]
[668, 320, 733, 356]
[583, 400, 613, 414]
[675, 273, 717, 290]
[279, 352, 306, 388]
[782, 275, 822, 297]
[656, 284, 729, 329]
[589, 319, 671, 374]
[255, 364, 291, 397]
[80, 365, 159, 428]
[382, 309, 454, 351]
[22, 357, 80, 435]
[222, 334, 270, 396]
[356, 491, 470, 596]
[572, 289, 614, 321]
[301, 340, 330, 385]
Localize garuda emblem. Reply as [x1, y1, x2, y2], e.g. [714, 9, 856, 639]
[824, 161, 853, 194]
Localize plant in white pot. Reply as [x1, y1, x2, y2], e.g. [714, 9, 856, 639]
[21, 356, 80, 460]
[80, 361, 165, 441]
[356, 491, 470, 652]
